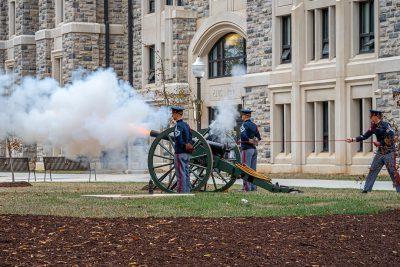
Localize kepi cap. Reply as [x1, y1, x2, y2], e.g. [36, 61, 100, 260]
[241, 108, 252, 115]
[369, 109, 383, 116]
[170, 106, 185, 112]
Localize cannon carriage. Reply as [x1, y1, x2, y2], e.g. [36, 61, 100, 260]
[148, 127, 299, 193]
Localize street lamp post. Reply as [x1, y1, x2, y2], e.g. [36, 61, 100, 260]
[192, 57, 205, 131]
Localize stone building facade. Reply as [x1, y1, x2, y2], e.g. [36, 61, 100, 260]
[1, 0, 400, 174]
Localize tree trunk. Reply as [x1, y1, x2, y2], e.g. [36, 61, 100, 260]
[6, 138, 15, 183]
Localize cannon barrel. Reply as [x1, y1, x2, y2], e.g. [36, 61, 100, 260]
[150, 129, 229, 153]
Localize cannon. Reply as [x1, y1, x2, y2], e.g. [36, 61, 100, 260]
[148, 127, 299, 193]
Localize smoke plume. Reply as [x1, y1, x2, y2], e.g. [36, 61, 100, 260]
[209, 65, 246, 143]
[0, 69, 169, 158]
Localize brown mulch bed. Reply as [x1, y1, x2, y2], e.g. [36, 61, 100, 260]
[0, 211, 399, 266]
[0, 182, 32, 188]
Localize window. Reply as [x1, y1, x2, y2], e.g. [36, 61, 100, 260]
[307, 100, 335, 154]
[321, 9, 329, 59]
[52, 57, 63, 86]
[281, 15, 291, 64]
[148, 45, 155, 84]
[322, 101, 329, 151]
[275, 104, 291, 155]
[166, 0, 173, 5]
[208, 107, 217, 125]
[56, 0, 64, 25]
[357, 99, 363, 152]
[353, 98, 373, 153]
[177, 0, 183, 6]
[149, 0, 155, 13]
[208, 33, 247, 78]
[9, 1, 16, 37]
[310, 10, 315, 60]
[359, 0, 374, 53]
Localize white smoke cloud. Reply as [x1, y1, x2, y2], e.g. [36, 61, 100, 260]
[209, 98, 239, 144]
[209, 65, 246, 143]
[0, 68, 170, 158]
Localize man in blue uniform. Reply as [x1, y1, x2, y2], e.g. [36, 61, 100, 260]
[346, 109, 400, 193]
[171, 106, 192, 193]
[240, 109, 261, 191]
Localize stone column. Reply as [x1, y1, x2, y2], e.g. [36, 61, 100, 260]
[290, 1, 305, 172]
[335, 0, 351, 173]
[62, 1, 98, 84]
[13, 0, 39, 78]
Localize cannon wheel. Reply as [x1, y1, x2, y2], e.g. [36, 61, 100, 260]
[194, 129, 241, 192]
[148, 127, 213, 193]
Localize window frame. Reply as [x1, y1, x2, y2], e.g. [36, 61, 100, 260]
[359, 0, 375, 54]
[208, 33, 247, 79]
[321, 8, 329, 59]
[322, 101, 329, 152]
[281, 15, 292, 64]
[9, 1, 16, 37]
[148, 45, 156, 84]
[149, 0, 156, 13]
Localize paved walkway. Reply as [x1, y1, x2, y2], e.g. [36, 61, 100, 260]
[0, 172, 397, 191]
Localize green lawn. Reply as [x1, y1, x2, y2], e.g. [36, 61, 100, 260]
[268, 172, 392, 181]
[0, 183, 398, 218]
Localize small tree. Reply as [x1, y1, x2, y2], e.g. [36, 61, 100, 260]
[6, 136, 22, 183]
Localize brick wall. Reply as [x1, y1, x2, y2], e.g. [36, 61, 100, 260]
[62, 33, 100, 83]
[183, 0, 209, 18]
[96, 0, 125, 24]
[123, 0, 142, 89]
[39, 0, 55, 30]
[246, 0, 273, 74]
[244, 86, 271, 163]
[377, 71, 400, 125]
[171, 17, 197, 83]
[36, 39, 53, 78]
[65, 0, 96, 23]
[379, 0, 400, 58]
[14, 44, 37, 77]
[16, 0, 39, 35]
[0, 0, 8, 40]
[0, 49, 5, 70]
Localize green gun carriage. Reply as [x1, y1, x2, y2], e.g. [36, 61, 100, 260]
[148, 127, 299, 193]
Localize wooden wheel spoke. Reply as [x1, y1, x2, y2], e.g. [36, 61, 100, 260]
[167, 173, 176, 189]
[189, 163, 207, 170]
[158, 166, 175, 182]
[170, 181, 178, 190]
[159, 142, 174, 157]
[190, 168, 203, 186]
[167, 135, 175, 149]
[154, 154, 174, 161]
[190, 154, 207, 160]
[210, 173, 218, 190]
[213, 170, 229, 184]
[153, 162, 174, 169]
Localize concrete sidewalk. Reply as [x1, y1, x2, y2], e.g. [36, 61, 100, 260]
[0, 172, 397, 191]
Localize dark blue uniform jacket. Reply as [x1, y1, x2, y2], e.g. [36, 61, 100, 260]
[174, 119, 192, 154]
[355, 120, 395, 153]
[240, 119, 261, 150]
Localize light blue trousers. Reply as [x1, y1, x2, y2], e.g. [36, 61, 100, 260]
[174, 153, 191, 193]
[364, 151, 400, 192]
[242, 148, 257, 191]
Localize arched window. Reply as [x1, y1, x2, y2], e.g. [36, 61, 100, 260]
[208, 33, 246, 78]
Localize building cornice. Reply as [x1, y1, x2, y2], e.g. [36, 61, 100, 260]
[4, 35, 36, 49]
[375, 56, 400, 74]
[35, 22, 124, 41]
